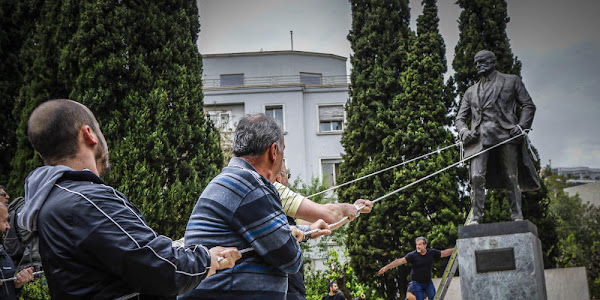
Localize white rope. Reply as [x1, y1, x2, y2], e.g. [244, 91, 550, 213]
[516, 125, 537, 161]
[371, 131, 527, 204]
[306, 143, 461, 198]
[250, 132, 528, 248]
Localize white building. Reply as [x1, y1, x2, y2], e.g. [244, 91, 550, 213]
[202, 50, 350, 186]
[552, 166, 600, 180]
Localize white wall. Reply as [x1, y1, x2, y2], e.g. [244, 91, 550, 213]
[303, 88, 347, 180]
[202, 51, 348, 184]
[303, 240, 348, 273]
[203, 51, 347, 78]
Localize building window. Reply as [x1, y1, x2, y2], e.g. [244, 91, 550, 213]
[321, 158, 342, 186]
[207, 110, 235, 132]
[300, 72, 322, 85]
[265, 105, 285, 128]
[220, 74, 244, 86]
[318, 105, 344, 133]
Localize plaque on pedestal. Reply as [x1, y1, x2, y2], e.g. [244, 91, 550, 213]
[457, 220, 547, 299]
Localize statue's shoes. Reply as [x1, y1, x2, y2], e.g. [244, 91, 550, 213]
[513, 218, 524, 221]
[469, 220, 479, 225]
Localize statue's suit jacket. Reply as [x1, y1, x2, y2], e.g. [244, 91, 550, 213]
[456, 71, 540, 191]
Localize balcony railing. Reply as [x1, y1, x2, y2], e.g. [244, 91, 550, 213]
[202, 75, 350, 88]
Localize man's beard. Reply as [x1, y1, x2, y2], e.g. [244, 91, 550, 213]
[95, 143, 111, 177]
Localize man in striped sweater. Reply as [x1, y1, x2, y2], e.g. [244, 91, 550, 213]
[180, 114, 330, 300]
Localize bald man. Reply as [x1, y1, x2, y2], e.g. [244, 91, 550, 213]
[19, 99, 240, 299]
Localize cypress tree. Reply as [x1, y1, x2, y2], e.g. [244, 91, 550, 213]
[0, 1, 43, 187]
[9, 1, 82, 193]
[9, 0, 222, 238]
[452, 0, 558, 266]
[396, 0, 464, 285]
[341, 0, 411, 297]
[452, 0, 521, 97]
[102, 1, 223, 238]
[342, 0, 460, 298]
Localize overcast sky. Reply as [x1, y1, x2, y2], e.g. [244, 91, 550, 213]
[197, 0, 600, 168]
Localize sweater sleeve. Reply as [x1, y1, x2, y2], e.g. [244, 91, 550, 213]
[231, 186, 303, 274]
[273, 181, 305, 217]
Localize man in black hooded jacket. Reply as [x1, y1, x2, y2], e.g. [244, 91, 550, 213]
[18, 99, 241, 299]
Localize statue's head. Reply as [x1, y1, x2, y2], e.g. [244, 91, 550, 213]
[474, 50, 496, 76]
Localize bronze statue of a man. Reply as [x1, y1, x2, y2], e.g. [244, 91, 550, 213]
[456, 50, 540, 225]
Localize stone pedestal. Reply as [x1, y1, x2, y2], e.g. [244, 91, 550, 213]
[457, 220, 547, 300]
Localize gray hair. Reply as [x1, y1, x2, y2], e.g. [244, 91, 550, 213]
[233, 113, 283, 157]
[416, 236, 427, 245]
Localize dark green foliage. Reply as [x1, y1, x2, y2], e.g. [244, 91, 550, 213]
[98, 1, 223, 238]
[304, 250, 383, 300]
[8, 0, 222, 238]
[443, 77, 458, 122]
[291, 176, 332, 205]
[289, 178, 382, 299]
[452, 0, 522, 97]
[545, 174, 600, 298]
[342, 0, 411, 298]
[452, 0, 558, 268]
[588, 242, 600, 298]
[291, 176, 350, 257]
[304, 269, 329, 300]
[0, 0, 43, 188]
[290, 176, 347, 250]
[342, 1, 460, 298]
[21, 276, 51, 300]
[8, 0, 80, 193]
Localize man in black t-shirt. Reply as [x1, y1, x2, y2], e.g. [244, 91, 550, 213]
[322, 281, 346, 300]
[378, 237, 454, 300]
